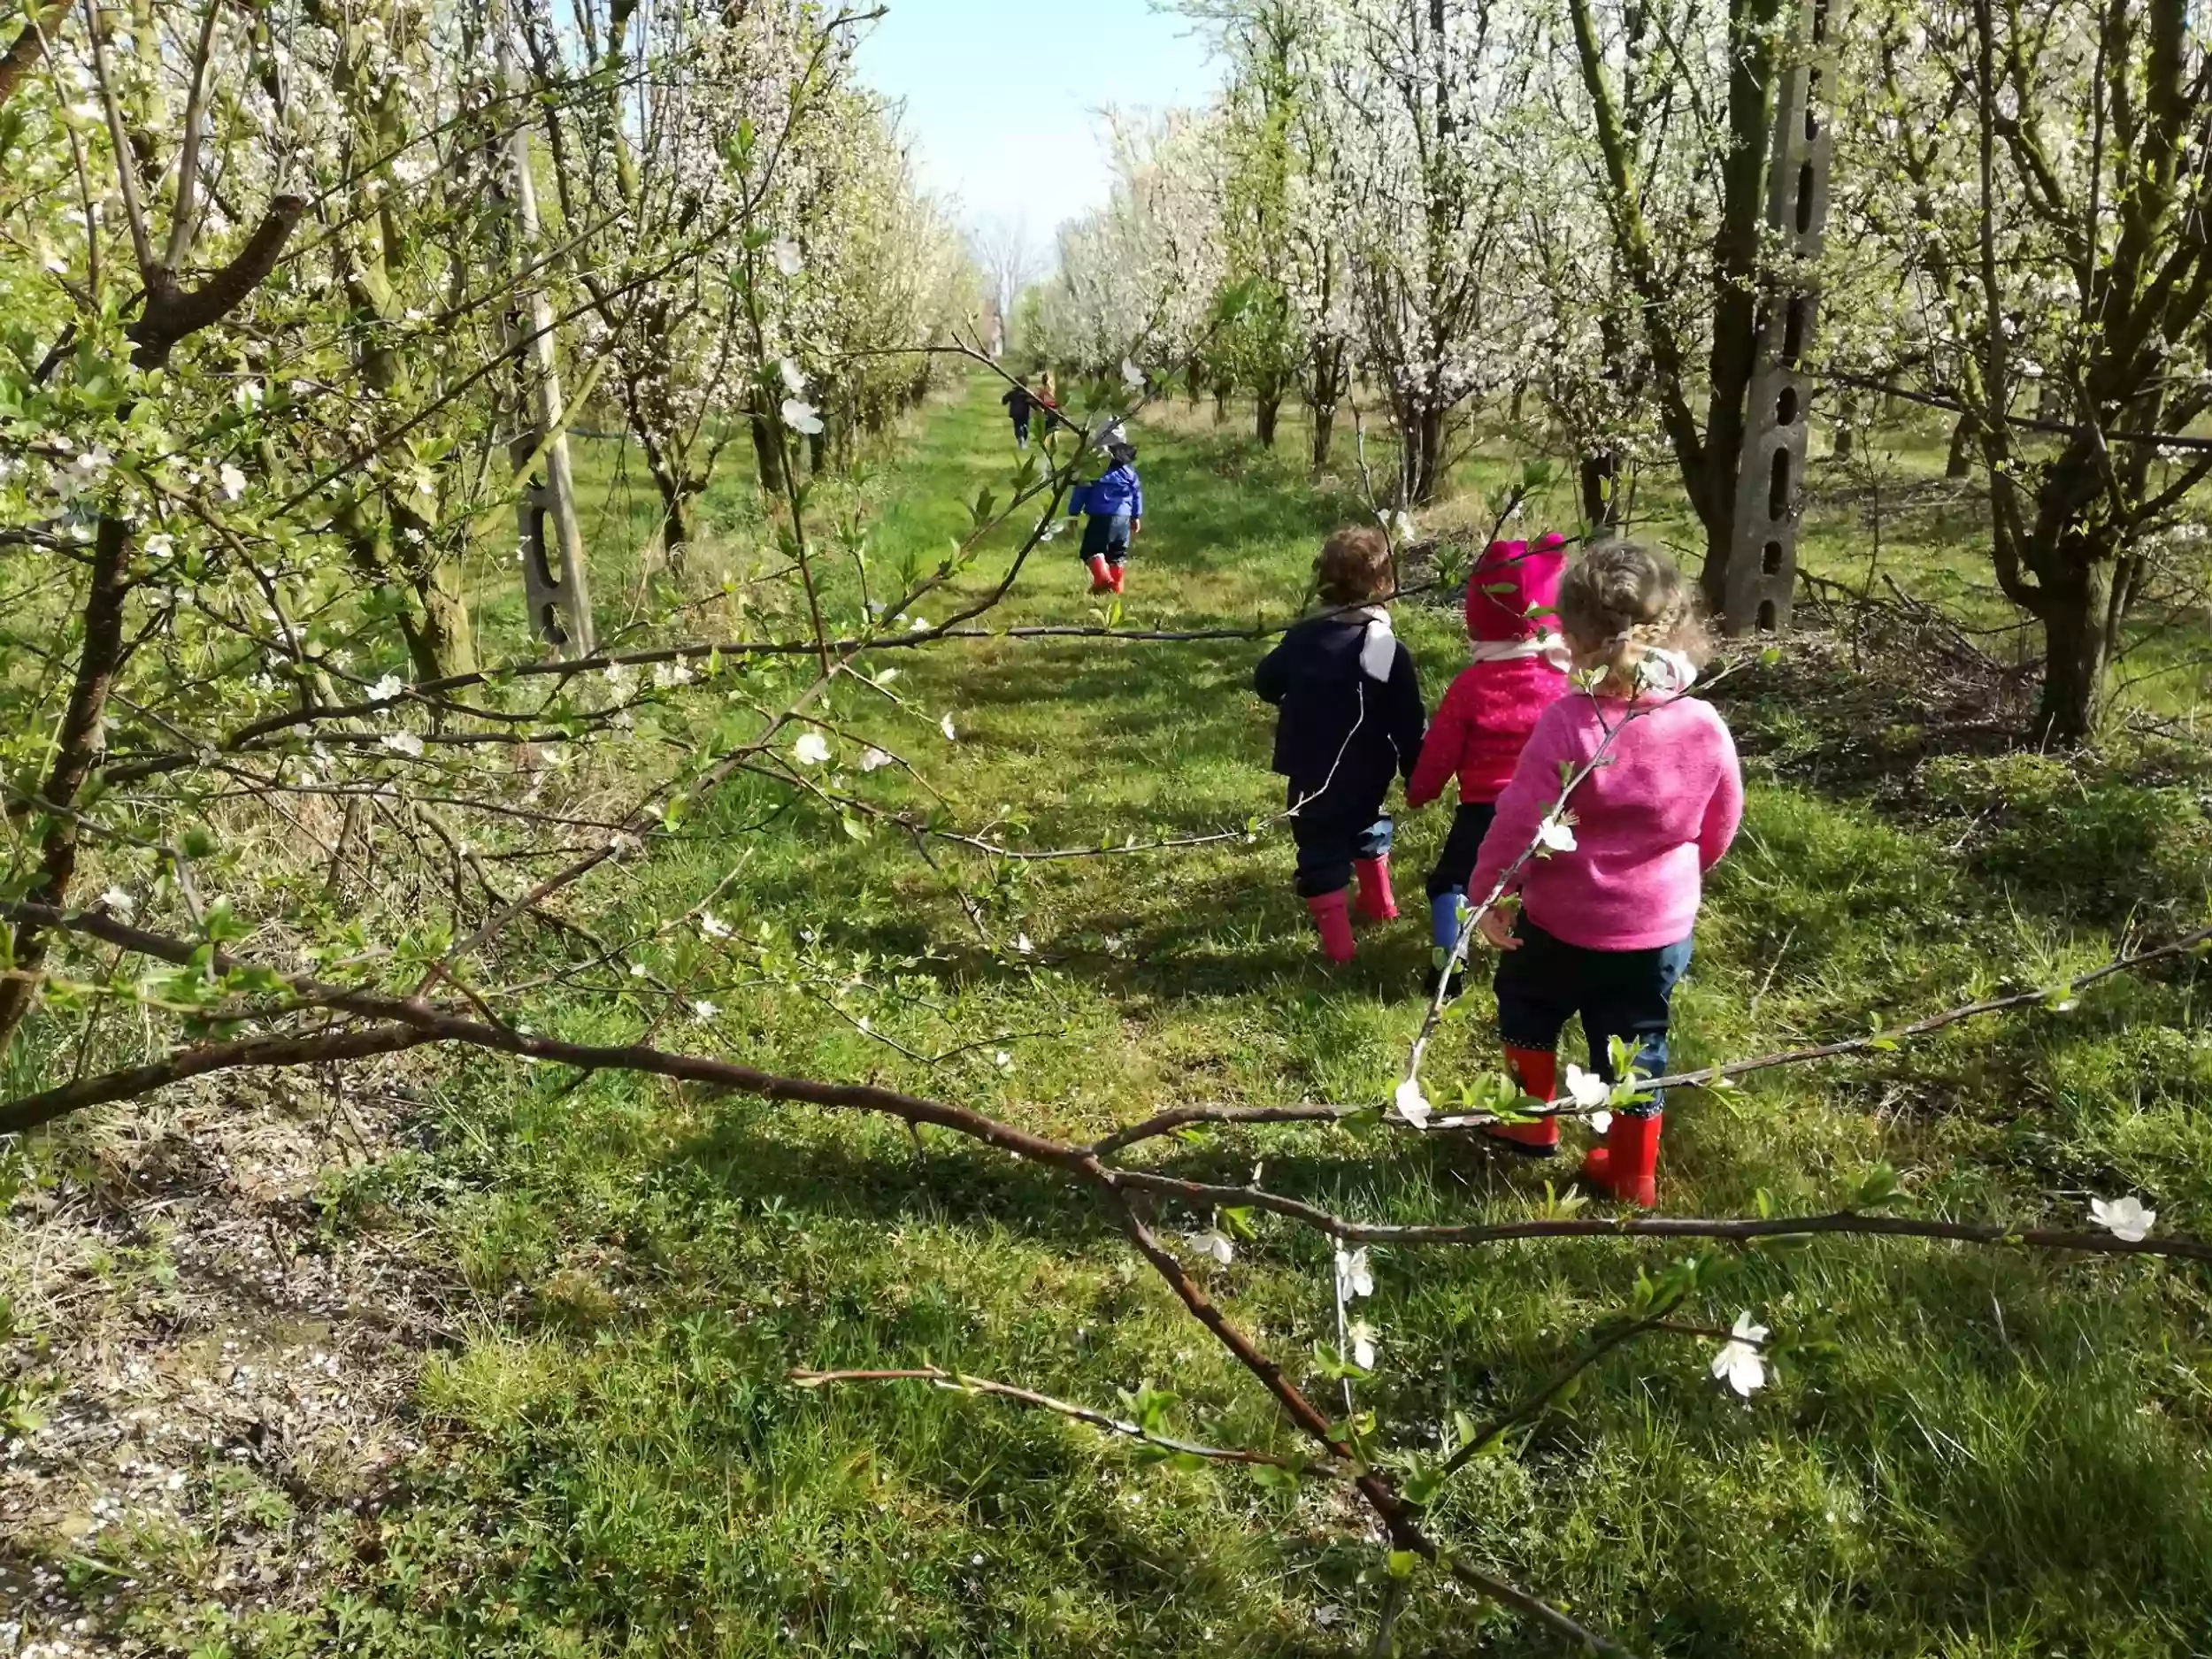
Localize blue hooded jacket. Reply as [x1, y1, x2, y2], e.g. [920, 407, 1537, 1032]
[1071, 462, 1142, 520]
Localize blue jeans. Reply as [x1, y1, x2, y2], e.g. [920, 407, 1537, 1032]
[1292, 808, 1392, 898]
[1079, 513, 1132, 563]
[1494, 917, 1692, 1116]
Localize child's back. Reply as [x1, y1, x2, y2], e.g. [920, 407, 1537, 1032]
[1406, 536, 1571, 988]
[1254, 526, 1425, 963]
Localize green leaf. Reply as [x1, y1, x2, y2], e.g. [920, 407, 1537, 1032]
[1387, 1549, 1417, 1579]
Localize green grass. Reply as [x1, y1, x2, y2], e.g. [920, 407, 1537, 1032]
[109, 380, 2212, 1655]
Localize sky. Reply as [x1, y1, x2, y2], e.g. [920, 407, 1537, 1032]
[853, 0, 1222, 269]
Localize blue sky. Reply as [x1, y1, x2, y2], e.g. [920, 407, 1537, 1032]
[854, 0, 1221, 263]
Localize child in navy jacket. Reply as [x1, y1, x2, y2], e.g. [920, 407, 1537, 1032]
[1068, 442, 1142, 595]
[1254, 526, 1426, 963]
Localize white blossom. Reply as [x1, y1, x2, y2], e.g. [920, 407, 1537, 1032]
[908, 616, 930, 633]
[1537, 813, 1578, 853]
[771, 237, 804, 276]
[1347, 1320, 1379, 1370]
[652, 660, 695, 689]
[939, 713, 957, 741]
[1120, 357, 1146, 389]
[101, 886, 135, 918]
[2089, 1194, 2155, 1242]
[1563, 1065, 1609, 1109]
[779, 357, 807, 396]
[1012, 933, 1033, 955]
[369, 675, 403, 704]
[691, 1000, 719, 1023]
[699, 911, 731, 940]
[781, 398, 824, 435]
[1709, 1312, 1770, 1397]
[380, 731, 424, 758]
[1394, 1076, 1432, 1130]
[860, 747, 894, 772]
[1334, 1247, 1373, 1301]
[793, 732, 832, 766]
[1188, 1228, 1234, 1264]
[217, 463, 248, 502]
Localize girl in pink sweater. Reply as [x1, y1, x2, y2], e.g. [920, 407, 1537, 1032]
[1405, 534, 1571, 997]
[1463, 541, 1742, 1204]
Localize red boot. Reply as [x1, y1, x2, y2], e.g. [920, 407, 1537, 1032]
[1108, 562, 1125, 595]
[1087, 554, 1114, 593]
[1484, 1045, 1561, 1156]
[1582, 1110, 1663, 1207]
[1304, 889, 1356, 964]
[1352, 856, 1398, 922]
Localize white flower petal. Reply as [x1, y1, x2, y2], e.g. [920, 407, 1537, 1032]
[1537, 814, 1578, 853]
[1348, 1320, 1379, 1370]
[217, 463, 248, 502]
[1188, 1228, 1234, 1264]
[1120, 357, 1146, 390]
[2090, 1195, 2154, 1242]
[369, 674, 403, 704]
[939, 713, 957, 741]
[1334, 1247, 1373, 1301]
[779, 357, 807, 396]
[1394, 1077, 1432, 1130]
[860, 747, 894, 773]
[771, 237, 804, 276]
[793, 732, 831, 766]
[380, 731, 424, 758]
[780, 398, 824, 436]
[1564, 1064, 1610, 1110]
[101, 886, 134, 918]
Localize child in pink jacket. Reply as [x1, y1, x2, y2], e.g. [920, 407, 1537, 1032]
[1464, 541, 1742, 1202]
[1405, 534, 1571, 998]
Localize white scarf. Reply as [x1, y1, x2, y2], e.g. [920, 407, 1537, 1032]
[1633, 648, 1699, 695]
[1353, 605, 1397, 680]
[1470, 633, 1574, 673]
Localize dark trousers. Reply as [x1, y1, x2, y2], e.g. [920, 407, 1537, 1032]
[1494, 918, 1693, 1116]
[1425, 801, 1496, 899]
[1013, 416, 1031, 445]
[1079, 512, 1132, 565]
[1292, 804, 1393, 898]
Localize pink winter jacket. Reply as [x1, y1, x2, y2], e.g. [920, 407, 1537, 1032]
[1405, 534, 1571, 809]
[1467, 692, 1744, 951]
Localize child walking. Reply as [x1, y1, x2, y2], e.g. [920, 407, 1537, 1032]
[1254, 526, 1427, 964]
[1002, 376, 1036, 450]
[1404, 534, 1571, 997]
[1463, 541, 1741, 1204]
[1068, 442, 1142, 595]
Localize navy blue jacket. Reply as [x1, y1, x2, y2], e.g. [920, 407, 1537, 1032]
[1071, 463, 1143, 520]
[1254, 612, 1425, 815]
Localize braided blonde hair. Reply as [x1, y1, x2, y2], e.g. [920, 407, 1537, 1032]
[1557, 541, 1711, 694]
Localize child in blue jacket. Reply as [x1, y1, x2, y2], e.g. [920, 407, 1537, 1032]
[1068, 442, 1143, 595]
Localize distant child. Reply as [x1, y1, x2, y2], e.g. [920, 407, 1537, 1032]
[1254, 526, 1427, 964]
[1002, 377, 1036, 449]
[1068, 442, 1142, 595]
[1404, 533, 1571, 998]
[1463, 541, 1741, 1203]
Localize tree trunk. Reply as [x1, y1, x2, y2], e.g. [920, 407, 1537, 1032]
[1408, 406, 1446, 505]
[1213, 380, 1233, 424]
[1580, 450, 1620, 531]
[1833, 395, 1857, 461]
[0, 515, 131, 1050]
[751, 411, 786, 494]
[1310, 402, 1336, 471]
[1256, 391, 1280, 449]
[809, 426, 829, 476]
[2031, 563, 2111, 744]
[1946, 413, 1975, 480]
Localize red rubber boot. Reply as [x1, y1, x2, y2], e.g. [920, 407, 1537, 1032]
[1108, 562, 1125, 595]
[1087, 554, 1114, 594]
[1304, 889, 1356, 964]
[1484, 1045, 1561, 1156]
[1582, 1110, 1663, 1207]
[1352, 856, 1399, 922]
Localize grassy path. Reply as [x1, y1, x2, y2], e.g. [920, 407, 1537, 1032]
[309, 380, 2212, 1657]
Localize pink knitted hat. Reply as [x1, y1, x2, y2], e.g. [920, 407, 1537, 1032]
[1465, 533, 1568, 641]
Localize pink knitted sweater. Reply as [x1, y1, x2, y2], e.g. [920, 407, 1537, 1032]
[1467, 692, 1744, 951]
